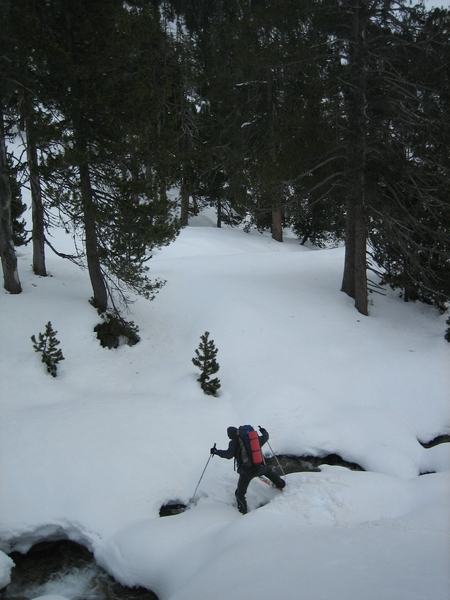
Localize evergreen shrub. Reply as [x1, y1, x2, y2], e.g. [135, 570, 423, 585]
[31, 321, 65, 377]
[94, 312, 140, 348]
[192, 331, 221, 396]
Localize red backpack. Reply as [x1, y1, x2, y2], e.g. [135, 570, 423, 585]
[237, 425, 264, 467]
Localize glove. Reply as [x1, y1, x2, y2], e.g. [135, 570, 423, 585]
[258, 425, 266, 433]
[210, 446, 217, 456]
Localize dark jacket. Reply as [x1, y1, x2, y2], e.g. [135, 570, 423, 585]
[215, 428, 269, 472]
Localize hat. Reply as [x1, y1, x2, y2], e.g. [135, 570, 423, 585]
[227, 426, 238, 439]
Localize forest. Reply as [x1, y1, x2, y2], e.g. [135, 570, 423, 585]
[1, 0, 449, 320]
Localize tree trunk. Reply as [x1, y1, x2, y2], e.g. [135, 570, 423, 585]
[272, 209, 283, 242]
[180, 178, 190, 227]
[341, 195, 356, 299]
[26, 115, 47, 276]
[79, 161, 108, 312]
[0, 108, 22, 294]
[266, 67, 283, 243]
[353, 199, 368, 315]
[341, 0, 368, 316]
[216, 198, 222, 228]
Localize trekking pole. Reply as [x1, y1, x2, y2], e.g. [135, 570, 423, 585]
[259, 427, 286, 479]
[189, 443, 216, 504]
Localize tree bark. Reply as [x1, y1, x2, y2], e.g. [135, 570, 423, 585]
[180, 178, 190, 227]
[26, 114, 47, 276]
[272, 209, 283, 242]
[0, 108, 22, 294]
[266, 67, 283, 243]
[353, 199, 368, 315]
[216, 198, 222, 228]
[341, 196, 356, 299]
[79, 161, 108, 312]
[341, 0, 368, 316]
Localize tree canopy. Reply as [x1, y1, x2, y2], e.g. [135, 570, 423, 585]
[1, 0, 448, 323]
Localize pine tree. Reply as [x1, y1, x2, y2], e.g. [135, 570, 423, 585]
[0, 110, 21, 294]
[39, 0, 180, 313]
[192, 331, 221, 396]
[8, 154, 27, 247]
[0, 0, 22, 295]
[31, 321, 65, 377]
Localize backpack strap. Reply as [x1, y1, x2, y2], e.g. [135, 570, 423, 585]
[237, 426, 254, 468]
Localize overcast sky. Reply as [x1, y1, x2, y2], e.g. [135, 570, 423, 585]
[422, 0, 450, 8]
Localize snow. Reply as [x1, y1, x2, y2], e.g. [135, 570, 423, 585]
[0, 551, 14, 589]
[1, 208, 449, 599]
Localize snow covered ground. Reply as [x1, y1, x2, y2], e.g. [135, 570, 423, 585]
[1, 209, 449, 600]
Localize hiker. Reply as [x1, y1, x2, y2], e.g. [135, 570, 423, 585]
[211, 425, 285, 514]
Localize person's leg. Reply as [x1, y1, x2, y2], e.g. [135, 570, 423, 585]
[235, 471, 253, 513]
[260, 465, 285, 489]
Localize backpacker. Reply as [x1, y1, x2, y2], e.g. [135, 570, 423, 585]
[237, 425, 264, 468]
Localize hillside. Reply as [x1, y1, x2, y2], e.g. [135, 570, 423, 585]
[1, 211, 449, 600]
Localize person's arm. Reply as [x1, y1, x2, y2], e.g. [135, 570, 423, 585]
[258, 426, 269, 447]
[212, 438, 237, 459]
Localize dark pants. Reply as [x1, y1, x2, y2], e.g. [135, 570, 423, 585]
[235, 465, 285, 513]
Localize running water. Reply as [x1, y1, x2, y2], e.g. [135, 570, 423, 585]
[3, 541, 158, 600]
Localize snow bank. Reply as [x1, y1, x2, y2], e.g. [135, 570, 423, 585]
[0, 550, 14, 589]
[1, 216, 449, 600]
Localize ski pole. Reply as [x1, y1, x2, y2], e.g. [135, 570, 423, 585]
[190, 443, 216, 503]
[259, 427, 286, 479]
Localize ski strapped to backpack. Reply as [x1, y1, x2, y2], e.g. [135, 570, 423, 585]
[237, 425, 264, 467]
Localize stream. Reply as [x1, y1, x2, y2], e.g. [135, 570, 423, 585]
[1, 540, 158, 600]
[2, 439, 448, 600]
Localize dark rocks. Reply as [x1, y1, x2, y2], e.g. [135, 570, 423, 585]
[419, 434, 450, 448]
[159, 503, 188, 517]
[1, 540, 158, 600]
[5, 541, 92, 590]
[265, 453, 364, 474]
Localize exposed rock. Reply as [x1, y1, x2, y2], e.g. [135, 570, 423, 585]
[159, 503, 188, 517]
[420, 434, 450, 448]
[1, 541, 158, 600]
[265, 453, 364, 474]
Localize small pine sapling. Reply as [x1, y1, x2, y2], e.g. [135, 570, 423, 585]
[192, 331, 221, 396]
[31, 321, 65, 377]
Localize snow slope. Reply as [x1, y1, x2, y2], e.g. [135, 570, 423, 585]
[1, 210, 449, 599]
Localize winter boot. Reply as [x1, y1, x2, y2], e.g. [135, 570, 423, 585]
[235, 491, 247, 514]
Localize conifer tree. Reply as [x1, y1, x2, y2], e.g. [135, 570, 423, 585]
[36, 0, 180, 313]
[0, 110, 21, 294]
[8, 154, 27, 247]
[31, 321, 65, 377]
[192, 331, 221, 396]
